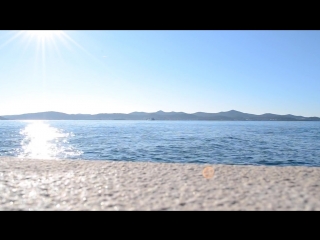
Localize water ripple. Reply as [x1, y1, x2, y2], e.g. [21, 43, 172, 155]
[0, 120, 320, 166]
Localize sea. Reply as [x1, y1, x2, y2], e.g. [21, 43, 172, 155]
[0, 120, 319, 167]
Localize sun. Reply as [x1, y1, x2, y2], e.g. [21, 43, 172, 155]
[1, 30, 95, 70]
[25, 30, 64, 40]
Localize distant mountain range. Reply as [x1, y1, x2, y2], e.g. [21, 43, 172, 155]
[1, 110, 320, 121]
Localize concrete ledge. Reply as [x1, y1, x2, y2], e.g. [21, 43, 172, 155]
[1, 157, 320, 210]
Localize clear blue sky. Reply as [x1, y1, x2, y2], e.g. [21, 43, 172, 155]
[1, 30, 319, 117]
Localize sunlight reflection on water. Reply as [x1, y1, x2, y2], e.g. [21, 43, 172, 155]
[18, 121, 82, 159]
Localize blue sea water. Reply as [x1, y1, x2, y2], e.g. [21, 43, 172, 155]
[0, 120, 319, 166]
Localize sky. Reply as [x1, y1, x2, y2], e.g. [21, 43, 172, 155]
[0, 30, 320, 117]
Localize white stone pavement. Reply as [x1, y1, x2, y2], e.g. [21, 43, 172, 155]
[1, 157, 320, 210]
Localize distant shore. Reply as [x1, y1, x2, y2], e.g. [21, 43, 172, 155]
[2, 110, 320, 121]
[1, 157, 320, 210]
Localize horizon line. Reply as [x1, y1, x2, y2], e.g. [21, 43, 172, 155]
[1, 110, 320, 118]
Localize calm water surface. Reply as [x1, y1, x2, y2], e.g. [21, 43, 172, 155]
[0, 120, 319, 166]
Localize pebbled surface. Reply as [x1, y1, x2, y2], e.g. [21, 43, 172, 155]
[1, 157, 320, 210]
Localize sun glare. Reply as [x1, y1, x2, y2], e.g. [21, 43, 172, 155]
[26, 30, 63, 39]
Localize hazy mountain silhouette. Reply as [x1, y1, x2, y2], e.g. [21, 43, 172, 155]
[2, 110, 320, 121]
[0, 116, 6, 120]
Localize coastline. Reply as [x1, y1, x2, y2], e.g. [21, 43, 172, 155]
[1, 157, 320, 210]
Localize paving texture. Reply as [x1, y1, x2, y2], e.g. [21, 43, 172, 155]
[1, 157, 320, 210]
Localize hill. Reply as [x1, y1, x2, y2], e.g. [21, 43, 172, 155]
[3, 110, 320, 121]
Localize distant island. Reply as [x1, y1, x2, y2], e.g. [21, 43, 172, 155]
[1, 110, 320, 121]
